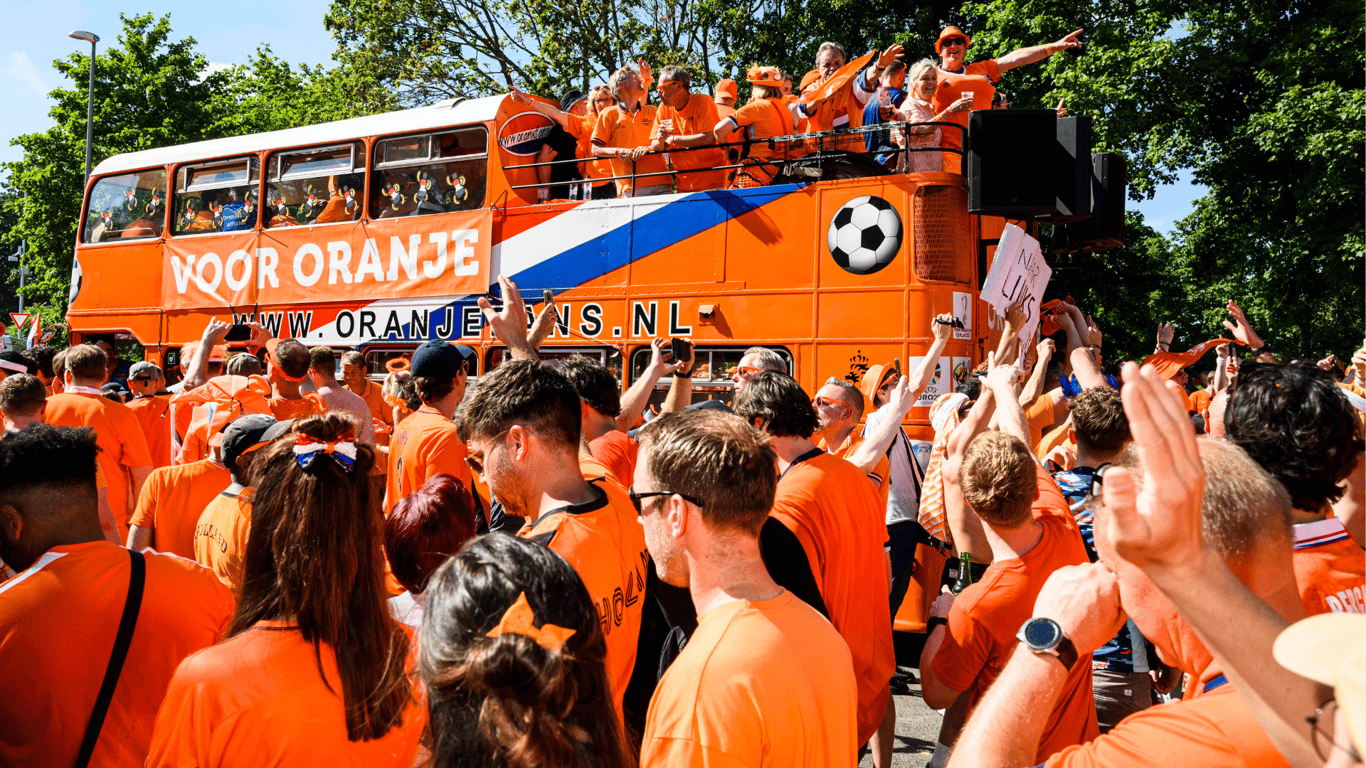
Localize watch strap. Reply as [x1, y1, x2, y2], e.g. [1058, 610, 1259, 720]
[1053, 634, 1079, 672]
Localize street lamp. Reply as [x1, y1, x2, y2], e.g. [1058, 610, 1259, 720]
[68, 30, 99, 183]
[8, 244, 25, 313]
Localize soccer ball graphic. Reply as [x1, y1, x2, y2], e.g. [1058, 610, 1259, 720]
[827, 196, 903, 275]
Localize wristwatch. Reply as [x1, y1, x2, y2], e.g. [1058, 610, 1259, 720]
[1016, 617, 1079, 671]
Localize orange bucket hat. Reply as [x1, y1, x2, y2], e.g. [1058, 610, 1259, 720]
[935, 26, 972, 52]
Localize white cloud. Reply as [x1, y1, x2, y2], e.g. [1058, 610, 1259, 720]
[6, 52, 48, 96]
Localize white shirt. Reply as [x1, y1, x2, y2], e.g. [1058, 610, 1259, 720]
[862, 404, 924, 525]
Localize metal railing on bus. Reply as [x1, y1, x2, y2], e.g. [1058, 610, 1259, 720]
[503, 119, 967, 199]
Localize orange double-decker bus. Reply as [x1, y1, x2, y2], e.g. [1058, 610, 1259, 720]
[70, 93, 1013, 640]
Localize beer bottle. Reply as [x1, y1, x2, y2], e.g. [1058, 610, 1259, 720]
[951, 552, 973, 595]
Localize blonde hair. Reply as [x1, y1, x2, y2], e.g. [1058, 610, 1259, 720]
[907, 59, 937, 93]
[961, 431, 1038, 527]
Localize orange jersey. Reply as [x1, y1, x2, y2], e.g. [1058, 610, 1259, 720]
[770, 450, 894, 744]
[346, 378, 392, 427]
[147, 620, 425, 767]
[45, 391, 153, 538]
[0, 541, 233, 768]
[650, 93, 728, 192]
[933, 466, 1096, 763]
[194, 489, 254, 598]
[129, 459, 231, 559]
[798, 71, 875, 153]
[821, 431, 891, 509]
[1190, 387, 1214, 416]
[1044, 683, 1290, 768]
[128, 394, 174, 468]
[591, 103, 669, 195]
[1026, 392, 1060, 453]
[640, 591, 858, 768]
[568, 112, 614, 184]
[931, 60, 1000, 153]
[588, 429, 639, 487]
[386, 406, 472, 514]
[725, 98, 795, 166]
[266, 392, 326, 421]
[520, 479, 648, 724]
[1293, 517, 1365, 614]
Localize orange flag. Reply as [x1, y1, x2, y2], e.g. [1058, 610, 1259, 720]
[799, 50, 877, 106]
[1141, 338, 1245, 379]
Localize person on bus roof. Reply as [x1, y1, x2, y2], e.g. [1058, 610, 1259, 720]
[591, 62, 671, 198]
[644, 65, 728, 193]
[796, 41, 904, 149]
[695, 66, 798, 189]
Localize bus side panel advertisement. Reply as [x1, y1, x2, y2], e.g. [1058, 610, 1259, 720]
[161, 211, 491, 310]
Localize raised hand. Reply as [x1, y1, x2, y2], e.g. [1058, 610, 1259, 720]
[1053, 29, 1084, 51]
[932, 312, 956, 342]
[878, 44, 905, 71]
[1222, 300, 1264, 349]
[1155, 321, 1174, 349]
[477, 275, 531, 355]
[1031, 563, 1125, 656]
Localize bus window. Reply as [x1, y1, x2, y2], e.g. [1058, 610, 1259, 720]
[486, 346, 619, 375]
[628, 345, 793, 409]
[363, 348, 418, 377]
[82, 169, 167, 243]
[371, 127, 488, 219]
[265, 142, 364, 228]
[172, 157, 259, 236]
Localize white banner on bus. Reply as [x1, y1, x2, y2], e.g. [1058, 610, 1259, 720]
[981, 223, 1051, 345]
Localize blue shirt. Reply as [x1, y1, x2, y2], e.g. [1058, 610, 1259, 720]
[863, 87, 906, 156]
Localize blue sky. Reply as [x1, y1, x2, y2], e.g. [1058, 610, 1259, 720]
[0, 0, 1205, 233]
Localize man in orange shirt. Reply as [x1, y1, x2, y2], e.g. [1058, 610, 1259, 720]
[733, 371, 894, 750]
[0, 425, 233, 768]
[44, 344, 153, 540]
[949, 364, 1303, 768]
[592, 63, 671, 197]
[813, 377, 890, 501]
[125, 361, 173, 468]
[264, 338, 325, 421]
[560, 355, 639, 487]
[796, 42, 903, 148]
[386, 340, 476, 513]
[1225, 363, 1364, 614]
[635, 409, 858, 767]
[0, 373, 46, 434]
[341, 350, 391, 438]
[126, 437, 231, 558]
[695, 66, 796, 188]
[194, 415, 281, 597]
[458, 359, 646, 725]
[644, 65, 728, 192]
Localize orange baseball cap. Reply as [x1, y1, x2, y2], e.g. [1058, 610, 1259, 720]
[936, 26, 972, 52]
[715, 78, 738, 98]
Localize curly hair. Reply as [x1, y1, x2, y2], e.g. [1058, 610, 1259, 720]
[1069, 388, 1130, 454]
[419, 534, 629, 768]
[960, 431, 1038, 528]
[1226, 363, 1363, 513]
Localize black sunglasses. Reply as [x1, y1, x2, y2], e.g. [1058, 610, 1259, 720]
[1079, 462, 1113, 512]
[628, 487, 705, 514]
[942, 37, 968, 47]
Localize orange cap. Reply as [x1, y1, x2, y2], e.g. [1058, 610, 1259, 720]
[715, 78, 738, 98]
[935, 26, 972, 52]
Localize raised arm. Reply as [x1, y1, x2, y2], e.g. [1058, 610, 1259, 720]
[661, 339, 695, 415]
[995, 29, 1084, 74]
[1224, 300, 1275, 362]
[1211, 344, 1231, 393]
[508, 87, 573, 130]
[1070, 344, 1111, 391]
[985, 360, 1030, 449]
[617, 338, 688, 431]
[993, 303, 1027, 369]
[477, 275, 537, 360]
[182, 320, 230, 390]
[1018, 338, 1054, 407]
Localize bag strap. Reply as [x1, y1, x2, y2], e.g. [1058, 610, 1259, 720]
[74, 549, 146, 768]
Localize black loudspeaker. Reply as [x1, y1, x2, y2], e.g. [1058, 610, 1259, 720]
[1052, 153, 1127, 252]
[1037, 116, 1092, 223]
[967, 110, 1057, 216]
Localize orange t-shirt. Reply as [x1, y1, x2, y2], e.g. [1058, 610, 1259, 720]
[770, 450, 894, 744]
[386, 406, 472, 514]
[1292, 517, 1365, 614]
[725, 98, 796, 166]
[592, 103, 669, 195]
[194, 488, 254, 598]
[45, 391, 153, 539]
[1044, 683, 1291, 768]
[314, 193, 352, 224]
[650, 93, 728, 192]
[1190, 388, 1214, 416]
[129, 459, 231, 559]
[932, 465, 1096, 763]
[931, 60, 1000, 153]
[568, 112, 614, 185]
[588, 429, 639, 488]
[519, 479, 647, 724]
[639, 591, 858, 767]
[821, 431, 892, 509]
[0, 541, 233, 768]
[128, 395, 174, 468]
[1027, 392, 1061, 453]
[1036, 420, 1075, 462]
[267, 393, 326, 421]
[346, 378, 392, 427]
[146, 621, 425, 767]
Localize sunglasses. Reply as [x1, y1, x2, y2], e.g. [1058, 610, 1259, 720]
[942, 37, 968, 47]
[464, 427, 512, 475]
[814, 396, 850, 413]
[1307, 701, 1363, 763]
[1079, 462, 1113, 512]
[628, 487, 704, 514]
[733, 364, 763, 380]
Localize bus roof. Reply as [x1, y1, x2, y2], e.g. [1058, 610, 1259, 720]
[90, 95, 506, 177]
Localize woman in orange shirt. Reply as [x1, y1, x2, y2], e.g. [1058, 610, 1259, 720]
[419, 534, 631, 768]
[148, 413, 425, 766]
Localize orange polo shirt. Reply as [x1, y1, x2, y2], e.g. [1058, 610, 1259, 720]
[821, 431, 892, 509]
[346, 378, 392, 427]
[146, 621, 425, 767]
[650, 93, 728, 192]
[129, 459, 231, 559]
[45, 391, 153, 540]
[386, 406, 472, 514]
[127, 395, 173, 468]
[592, 103, 669, 195]
[519, 479, 647, 725]
[1292, 517, 1365, 614]
[588, 429, 639, 488]
[799, 71, 875, 153]
[267, 393, 326, 421]
[1044, 683, 1291, 768]
[932, 60, 1000, 155]
[640, 591, 858, 768]
[567, 112, 614, 186]
[770, 450, 894, 744]
[194, 488, 254, 599]
[932, 465, 1096, 763]
[0, 541, 233, 768]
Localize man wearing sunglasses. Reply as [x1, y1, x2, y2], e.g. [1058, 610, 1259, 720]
[457, 358, 645, 730]
[729, 346, 787, 398]
[931, 25, 1084, 170]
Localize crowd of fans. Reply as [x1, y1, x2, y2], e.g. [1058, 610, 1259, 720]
[0, 271, 1359, 768]
[510, 24, 1083, 198]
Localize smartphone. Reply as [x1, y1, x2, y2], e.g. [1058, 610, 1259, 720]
[225, 323, 252, 341]
[669, 338, 693, 364]
[934, 317, 966, 329]
[893, 357, 902, 377]
[542, 289, 554, 304]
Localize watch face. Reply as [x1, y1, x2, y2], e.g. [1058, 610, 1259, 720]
[1023, 618, 1062, 649]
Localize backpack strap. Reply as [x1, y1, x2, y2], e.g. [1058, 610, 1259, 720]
[74, 549, 146, 768]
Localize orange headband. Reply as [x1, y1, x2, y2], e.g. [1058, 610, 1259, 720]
[486, 592, 576, 652]
[386, 358, 410, 373]
[274, 368, 308, 383]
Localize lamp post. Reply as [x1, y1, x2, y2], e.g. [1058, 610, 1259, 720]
[8, 244, 25, 313]
[68, 30, 99, 183]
